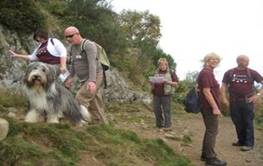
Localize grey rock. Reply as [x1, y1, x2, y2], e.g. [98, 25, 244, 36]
[7, 112, 16, 118]
[0, 118, 9, 141]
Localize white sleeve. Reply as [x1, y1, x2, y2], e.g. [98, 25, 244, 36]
[51, 38, 67, 57]
[28, 47, 39, 61]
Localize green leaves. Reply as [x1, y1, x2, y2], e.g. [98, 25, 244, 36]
[0, 0, 45, 34]
[119, 10, 161, 47]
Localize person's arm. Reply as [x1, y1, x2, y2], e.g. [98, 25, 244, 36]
[85, 41, 97, 83]
[9, 45, 39, 62]
[221, 83, 229, 107]
[246, 70, 263, 103]
[257, 81, 263, 95]
[9, 50, 30, 61]
[51, 38, 68, 73]
[165, 71, 178, 87]
[60, 56, 67, 73]
[165, 80, 177, 86]
[203, 88, 221, 115]
[84, 41, 97, 94]
[248, 80, 263, 103]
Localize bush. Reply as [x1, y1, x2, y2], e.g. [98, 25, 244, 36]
[0, 0, 45, 34]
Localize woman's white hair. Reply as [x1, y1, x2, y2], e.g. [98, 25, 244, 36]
[202, 52, 221, 64]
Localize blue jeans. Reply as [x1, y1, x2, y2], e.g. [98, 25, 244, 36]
[230, 100, 254, 147]
[153, 95, 171, 128]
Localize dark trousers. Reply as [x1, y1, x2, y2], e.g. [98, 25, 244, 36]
[153, 95, 171, 128]
[201, 107, 218, 159]
[230, 100, 254, 147]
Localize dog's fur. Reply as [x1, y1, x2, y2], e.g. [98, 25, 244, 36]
[23, 62, 91, 125]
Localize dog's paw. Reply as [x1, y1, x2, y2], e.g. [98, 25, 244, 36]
[80, 105, 92, 122]
[25, 110, 39, 123]
[75, 120, 88, 127]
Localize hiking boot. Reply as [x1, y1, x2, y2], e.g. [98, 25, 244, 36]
[240, 146, 253, 151]
[232, 142, 243, 146]
[200, 155, 207, 161]
[163, 127, 172, 132]
[205, 158, 227, 166]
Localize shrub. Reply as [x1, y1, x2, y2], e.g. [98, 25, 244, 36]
[0, 0, 45, 34]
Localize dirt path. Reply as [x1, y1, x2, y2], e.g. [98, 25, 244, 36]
[180, 114, 263, 166]
[116, 110, 263, 166]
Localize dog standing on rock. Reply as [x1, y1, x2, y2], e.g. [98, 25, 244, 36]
[23, 62, 91, 126]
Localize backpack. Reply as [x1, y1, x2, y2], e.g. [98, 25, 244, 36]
[81, 39, 110, 88]
[183, 88, 201, 113]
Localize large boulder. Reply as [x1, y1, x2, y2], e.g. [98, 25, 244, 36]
[104, 68, 151, 104]
[0, 118, 9, 141]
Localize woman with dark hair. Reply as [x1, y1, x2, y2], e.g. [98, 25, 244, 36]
[9, 29, 67, 74]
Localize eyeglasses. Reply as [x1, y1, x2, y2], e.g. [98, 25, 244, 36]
[65, 34, 76, 38]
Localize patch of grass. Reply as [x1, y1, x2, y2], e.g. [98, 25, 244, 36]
[86, 125, 191, 165]
[107, 102, 145, 113]
[139, 139, 190, 166]
[107, 102, 153, 126]
[1, 118, 88, 165]
[182, 135, 192, 146]
[0, 88, 27, 109]
[0, 115, 191, 165]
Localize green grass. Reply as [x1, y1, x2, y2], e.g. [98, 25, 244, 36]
[0, 118, 87, 165]
[0, 88, 192, 165]
[0, 118, 191, 166]
[85, 125, 191, 166]
[0, 88, 27, 109]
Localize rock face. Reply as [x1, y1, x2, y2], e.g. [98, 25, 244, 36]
[0, 25, 30, 91]
[104, 68, 151, 104]
[0, 118, 9, 141]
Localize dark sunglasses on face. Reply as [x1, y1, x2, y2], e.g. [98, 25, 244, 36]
[65, 34, 76, 38]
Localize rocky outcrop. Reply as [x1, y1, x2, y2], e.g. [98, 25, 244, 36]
[0, 118, 9, 141]
[104, 69, 151, 104]
[0, 25, 31, 90]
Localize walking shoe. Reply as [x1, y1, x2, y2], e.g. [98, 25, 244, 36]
[232, 142, 243, 146]
[163, 127, 172, 132]
[205, 158, 227, 166]
[240, 146, 253, 151]
[200, 155, 207, 161]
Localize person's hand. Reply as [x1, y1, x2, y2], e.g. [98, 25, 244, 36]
[9, 50, 17, 57]
[222, 98, 230, 108]
[60, 66, 67, 74]
[212, 108, 222, 116]
[247, 95, 259, 103]
[87, 82, 96, 94]
[64, 78, 73, 89]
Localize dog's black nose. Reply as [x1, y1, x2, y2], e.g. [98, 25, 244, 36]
[32, 75, 40, 80]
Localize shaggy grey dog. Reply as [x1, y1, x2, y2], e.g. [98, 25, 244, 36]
[23, 62, 90, 125]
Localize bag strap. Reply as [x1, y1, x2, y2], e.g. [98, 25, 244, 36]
[246, 68, 252, 81]
[50, 38, 54, 45]
[81, 39, 107, 89]
[81, 39, 88, 52]
[230, 67, 253, 81]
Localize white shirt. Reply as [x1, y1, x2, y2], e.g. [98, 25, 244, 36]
[29, 38, 67, 61]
